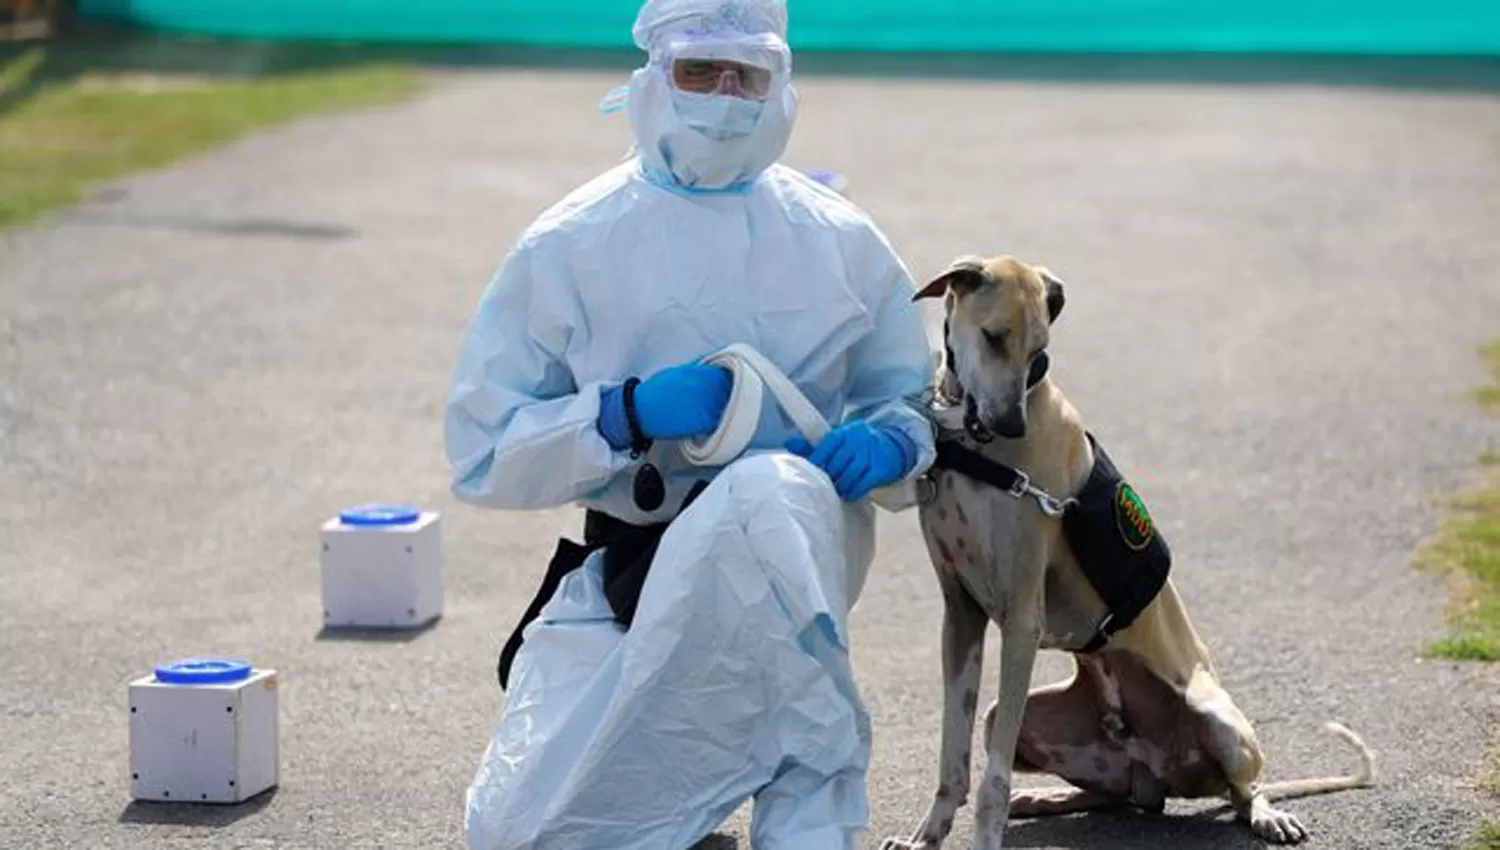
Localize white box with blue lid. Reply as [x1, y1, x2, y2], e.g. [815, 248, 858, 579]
[320, 504, 442, 629]
[129, 659, 278, 804]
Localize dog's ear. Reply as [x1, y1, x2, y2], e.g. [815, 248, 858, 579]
[913, 256, 987, 302]
[1038, 266, 1066, 324]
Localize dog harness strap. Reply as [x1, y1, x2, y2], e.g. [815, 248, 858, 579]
[932, 441, 1073, 517]
[933, 441, 1024, 491]
[932, 435, 1173, 655]
[1079, 613, 1117, 653]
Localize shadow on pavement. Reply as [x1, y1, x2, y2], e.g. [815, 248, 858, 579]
[1003, 805, 1265, 849]
[692, 834, 739, 850]
[118, 786, 277, 827]
[62, 207, 358, 240]
[316, 618, 442, 643]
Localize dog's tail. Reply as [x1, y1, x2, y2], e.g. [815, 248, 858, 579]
[1259, 722, 1377, 801]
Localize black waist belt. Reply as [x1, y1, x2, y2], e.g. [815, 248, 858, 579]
[495, 482, 708, 690]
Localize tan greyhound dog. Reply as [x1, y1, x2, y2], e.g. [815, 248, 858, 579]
[882, 256, 1374, 850]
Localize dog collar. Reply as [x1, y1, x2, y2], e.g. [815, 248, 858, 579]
[1026, 350, 1051, 389]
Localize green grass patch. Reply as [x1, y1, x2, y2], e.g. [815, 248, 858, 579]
[1478, 342, 1500, 411]
[1423, 340, 1500, 660]
[1424, 340, 1500, 846]
[1473, 752, 1500, 849]
[1478, 749, 1500, 848]
[1430, 634, 1500, 661]
[1423, 483, 1500, 661]
[0, 40, 422, 229]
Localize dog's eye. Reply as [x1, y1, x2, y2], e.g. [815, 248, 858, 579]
[981, 329, 1009, 357]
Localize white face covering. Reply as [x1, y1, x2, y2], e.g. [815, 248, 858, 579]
[628, 63, 798, 192]
[670, 89, 766, 140]
[624, 17, 798, 193]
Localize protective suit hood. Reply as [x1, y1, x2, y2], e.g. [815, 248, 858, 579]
[632, 0, 788, 44]
[627, 0, 798, 192]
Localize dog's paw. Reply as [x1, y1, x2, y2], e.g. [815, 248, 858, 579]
[1251, 806, 1308, 845]
[878, 839, 938, 850]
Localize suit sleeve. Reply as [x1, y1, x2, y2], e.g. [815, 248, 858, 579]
[443, 238, 633, 510]
[842, 238, 937, 481]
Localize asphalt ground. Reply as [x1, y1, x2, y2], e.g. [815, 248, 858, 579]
[2, 56, 1499, 848]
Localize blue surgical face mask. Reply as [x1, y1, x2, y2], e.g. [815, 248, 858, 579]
[669, 90, 766, 141]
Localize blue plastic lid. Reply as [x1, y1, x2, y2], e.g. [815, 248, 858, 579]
[339, 504, 421, 526]
[155, 658, 253, 685]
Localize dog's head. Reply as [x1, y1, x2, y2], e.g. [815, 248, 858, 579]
[915, 255, 1065, 440]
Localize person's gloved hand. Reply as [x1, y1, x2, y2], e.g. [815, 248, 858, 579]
[635, 363, 732, 440]
[599, 362, 733, 450]
[786, 420, 917, 502]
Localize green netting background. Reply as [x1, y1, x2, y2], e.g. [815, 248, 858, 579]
[77, 1, 1500, 55]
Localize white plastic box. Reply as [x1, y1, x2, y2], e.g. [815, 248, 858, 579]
[320, 505, 443, 629]
[129, 660, 278, 804]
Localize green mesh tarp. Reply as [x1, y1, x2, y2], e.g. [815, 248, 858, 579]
[77, 1, 1500, 55]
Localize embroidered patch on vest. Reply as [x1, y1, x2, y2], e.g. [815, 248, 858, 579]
[1114, 481, 1155, 552]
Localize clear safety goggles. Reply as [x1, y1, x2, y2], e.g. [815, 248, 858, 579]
[655, 31, 789, 101]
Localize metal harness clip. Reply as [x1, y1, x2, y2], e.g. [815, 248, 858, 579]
[1007, 469, 1031, 500]
[1032, 490, 1075, 518]
[1000, 468, 1075, 517]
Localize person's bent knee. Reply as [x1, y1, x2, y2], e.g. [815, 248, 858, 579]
[466, 804, 538, 850]
[717, 452, 839, 506]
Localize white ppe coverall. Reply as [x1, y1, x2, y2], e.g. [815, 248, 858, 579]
[446, 1, 936, 847]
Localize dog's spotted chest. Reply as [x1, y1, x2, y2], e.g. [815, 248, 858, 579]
[919, 467, 1026, 622]
[922, 472, 972, 572]
[919, 465, 1073, 643]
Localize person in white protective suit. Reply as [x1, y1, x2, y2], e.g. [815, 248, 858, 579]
[445, 1, 937, 847]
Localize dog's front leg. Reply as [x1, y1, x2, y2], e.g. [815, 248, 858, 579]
[972, 581, 1043, 850]
[1187, 669, 1307, 844]
[882, 582, 988, 850]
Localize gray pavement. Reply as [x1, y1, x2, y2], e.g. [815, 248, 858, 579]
[2, 59, 1499, 849]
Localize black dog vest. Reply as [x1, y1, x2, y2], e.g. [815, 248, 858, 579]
[1060, 434, 1172, 651]
[932, 433, 1171, 652]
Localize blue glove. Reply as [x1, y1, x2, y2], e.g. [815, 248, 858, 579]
[598, 363, 733, 450]
[786, 420, 917, 502]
